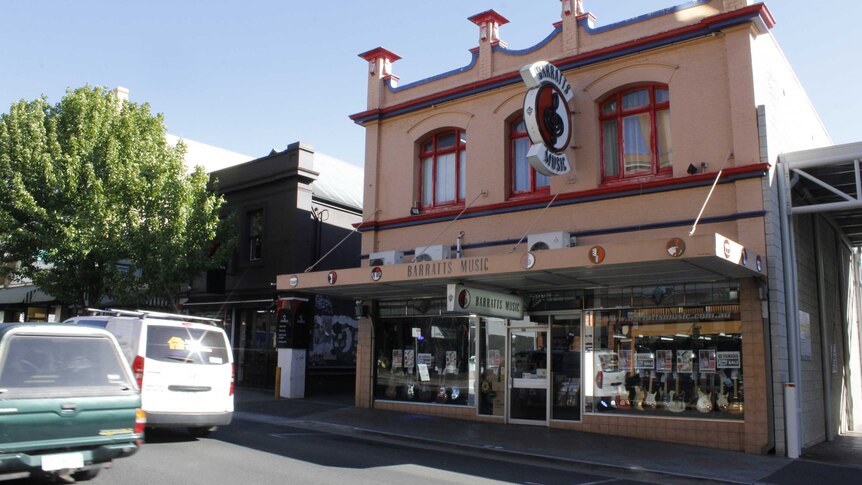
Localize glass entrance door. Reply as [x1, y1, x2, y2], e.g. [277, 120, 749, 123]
[507, 327, 549, 424]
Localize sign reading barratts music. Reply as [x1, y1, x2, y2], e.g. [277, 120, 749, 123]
[520, 61, 574, 176]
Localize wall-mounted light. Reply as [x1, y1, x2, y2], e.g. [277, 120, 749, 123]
[687, 163, 699, 175]
[410, 201, 420, 216]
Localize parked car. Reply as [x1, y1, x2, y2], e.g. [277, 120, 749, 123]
[0, 322, 144, 482]
[66, 309, 234, 437]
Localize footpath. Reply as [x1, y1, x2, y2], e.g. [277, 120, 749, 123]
[232, 387, 861, 484]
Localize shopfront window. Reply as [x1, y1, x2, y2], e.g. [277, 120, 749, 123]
[375, 314, 474, 406]
[551, 314, 581, 421]
[584, 303, 743, 419]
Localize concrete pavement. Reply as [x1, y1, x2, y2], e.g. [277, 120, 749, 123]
[231, 387, 861, 484]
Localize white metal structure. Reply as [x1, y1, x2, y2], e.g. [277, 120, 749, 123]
[414, 245, 451, 262]
[368, 250, 403, 266]
[527, 231, 572, 251]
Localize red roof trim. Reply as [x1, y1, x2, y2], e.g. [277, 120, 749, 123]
[358, 47, 401, 63]
[467, 9, 509, 26]
[349, 5, 773, 123]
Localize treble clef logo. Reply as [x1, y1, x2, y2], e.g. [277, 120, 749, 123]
[542, 91, 564, 146]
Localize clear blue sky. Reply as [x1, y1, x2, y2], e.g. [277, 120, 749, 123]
[1, 1, 858, 167]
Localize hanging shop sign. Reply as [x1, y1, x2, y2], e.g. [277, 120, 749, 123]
[519, 61, 573, 176]
[446, 283, 524, 319]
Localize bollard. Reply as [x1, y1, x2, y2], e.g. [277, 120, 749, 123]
[785, 383, 800, 458]
[275, 367, 281, 400]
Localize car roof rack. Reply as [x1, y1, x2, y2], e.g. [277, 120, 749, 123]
[85, 308, 221, 325]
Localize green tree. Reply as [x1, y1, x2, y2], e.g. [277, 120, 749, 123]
[0, 86, 234, 311]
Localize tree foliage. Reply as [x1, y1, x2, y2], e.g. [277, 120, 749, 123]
[0, 86, 234, 311]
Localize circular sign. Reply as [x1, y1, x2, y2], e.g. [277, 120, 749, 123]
[589, 246, 605, 264]
[327, 271, 337, 285]
[288, 275, 299, 287]
[723, 239, 732, 259]
[457, 289, 471, 309]
[741, 249, 748, 266]
[371, 266, 383, 281]
[666, 238, 685, 257]
[521, 252, 536, 270]
[756, 256, 763, 272]
[524, 84, 572, 153]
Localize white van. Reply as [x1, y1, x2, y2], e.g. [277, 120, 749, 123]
[65, 309, 234, 437]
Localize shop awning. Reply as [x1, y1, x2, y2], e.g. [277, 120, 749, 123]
[278, 233, 764, 301]
[0, 286, 55, 305]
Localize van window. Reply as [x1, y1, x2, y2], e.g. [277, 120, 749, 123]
[0, 335, 131, 389]
[146, 325, 229, 365]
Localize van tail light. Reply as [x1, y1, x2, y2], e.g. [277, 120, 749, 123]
[134, 408, 147, 445]
[134, 409, 147, 434]
[596, 371, 604, 389]
[229, 363, 235, 396]
[132, 355, 145, 388]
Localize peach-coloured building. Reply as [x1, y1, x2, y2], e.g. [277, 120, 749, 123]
[280, 0, 861, 456]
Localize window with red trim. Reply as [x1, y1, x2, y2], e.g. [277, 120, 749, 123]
[600, 84, 671, 182]
[419, 129, 466, 210]
[510, 117, 550, 196]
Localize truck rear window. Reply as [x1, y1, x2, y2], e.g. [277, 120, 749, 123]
[146, 325, 230, 365]
[0, 335, 131, 389]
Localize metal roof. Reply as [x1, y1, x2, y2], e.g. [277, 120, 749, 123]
[312, 152, 363, 211]
[780, 141, 862, 246]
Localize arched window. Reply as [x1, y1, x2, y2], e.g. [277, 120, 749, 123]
[510, 117, 550, 196]
[420, 129, 466, 209]
[600, 84, 671, 182]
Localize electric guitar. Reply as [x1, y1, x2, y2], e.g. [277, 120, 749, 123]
[644, 371, 658, 408]
[406, 381, 415, 400]
[634, 385, 645, 410]
[616, 386, 631, 409]
[667, 371, 686, 413]
[661, 372, 671, 409]
[728, 374, 744, 415]
[696, 372, 713, 413]
[716, 372, 729, 411]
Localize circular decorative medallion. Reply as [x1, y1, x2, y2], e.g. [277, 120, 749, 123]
[288, 275, 299, 287]
[521, 252, 536, 270]
[371, 266, 383, 281]
[666, 238, 686, 257]
[457, 289, 471, 309]
[327, 271, 337, 285]
[589, 246, 606, 264]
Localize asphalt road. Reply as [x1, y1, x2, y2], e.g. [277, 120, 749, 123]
[5, 418, 669, 485]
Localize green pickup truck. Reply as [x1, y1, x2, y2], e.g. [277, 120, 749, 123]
[0, 323, 144, 482]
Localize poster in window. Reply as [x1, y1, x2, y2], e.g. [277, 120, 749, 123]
[446, 351, 458, 374]
[716, 351, 740, 368]
[677, 350, 694, 373]
[699, 349, 716, 373]
[417, 353, 433, 367]
[619, 350, 632, 371]
[404, 349, 415, 369]
[392, 349, 403, 369]
[417, 363, 431, 382]
[635, 352, 655, 370]
[656, 350, 673, 372]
